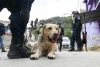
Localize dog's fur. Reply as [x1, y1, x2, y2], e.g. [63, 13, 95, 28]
[30, 24, 59, 59]
[82, 32, 87, 45]
[81, 32, 87, 50]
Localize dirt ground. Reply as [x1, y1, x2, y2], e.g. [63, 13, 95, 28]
[83, 44, 100, 52]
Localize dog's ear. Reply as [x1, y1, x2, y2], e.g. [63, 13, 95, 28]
[40, 25, 46, 34]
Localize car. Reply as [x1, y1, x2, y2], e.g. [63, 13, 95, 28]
[62, 37, 70, 48]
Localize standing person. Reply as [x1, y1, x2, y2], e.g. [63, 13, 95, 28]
[0, 23, 6, 52]
[0, 32, 6, 52]
[0, 0, 35, 59]
[0, 22, 11, 52]
[68, 11, 82, 51]
[57, 23, 64, 52]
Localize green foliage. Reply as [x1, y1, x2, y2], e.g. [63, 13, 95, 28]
[39, 16, 72, 25]
[33, 16, 73, 40]
[32, 25, 40, 40]
[64, 24, 72, 38]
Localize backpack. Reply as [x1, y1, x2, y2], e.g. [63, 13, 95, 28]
[0, 22, 5, 36]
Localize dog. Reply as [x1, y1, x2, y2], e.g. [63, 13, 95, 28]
[81, 32, 87, 50]
[30, 23, 60, 60]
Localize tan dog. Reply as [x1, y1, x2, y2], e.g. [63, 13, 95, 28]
[30, 23, 59, 59]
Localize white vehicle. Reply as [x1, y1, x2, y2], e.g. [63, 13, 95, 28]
[62, 37, 70, 48]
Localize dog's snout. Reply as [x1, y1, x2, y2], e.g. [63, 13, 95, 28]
[54, 33, 58, 37]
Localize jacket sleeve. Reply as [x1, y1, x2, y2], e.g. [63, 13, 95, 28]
[75, 16, 82, 31]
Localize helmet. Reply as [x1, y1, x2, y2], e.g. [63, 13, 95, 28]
[72, 11, 79, 15]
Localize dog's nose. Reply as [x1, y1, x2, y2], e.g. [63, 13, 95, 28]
[54, 33, 58, 37]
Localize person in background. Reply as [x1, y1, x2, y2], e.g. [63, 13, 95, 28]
[57, 23, 64, 52]
[0, 23, 11, 52]
[0, 0, 35, 59]
[68, 11, 82, 51]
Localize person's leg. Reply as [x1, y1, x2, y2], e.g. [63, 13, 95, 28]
[0, 36, 5, 52]
[59, 37, 62, 52]
[68, 32, 75, 51]
[7, 0, 35, 59]
[0, 42, 6, 52]
[0, 36, 6, 52]
[7, 13, 34, 59]
[75, 32, 82, 51]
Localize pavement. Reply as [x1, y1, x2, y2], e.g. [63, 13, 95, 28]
[0, 48, 100, 67]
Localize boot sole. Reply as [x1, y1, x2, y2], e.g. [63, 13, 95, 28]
[7, 54, 30, 59]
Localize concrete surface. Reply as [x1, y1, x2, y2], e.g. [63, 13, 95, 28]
[0, 50, 100, 67]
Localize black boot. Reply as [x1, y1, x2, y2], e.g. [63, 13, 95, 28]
[2, 49, 6, 52]
[75, 49, 82, 51]
[1, 46, 6, 52]
[7, 36, 35, 59]
[68, 48, 75, 51]
[1, 47, 6, 52]
[75, 45, 83, 51]
[75, 47, 83, 51]
[68, 46, 75, 51]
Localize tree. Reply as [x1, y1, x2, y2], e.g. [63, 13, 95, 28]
[64, 24, 72, 38]
[33, 16, 73, 40]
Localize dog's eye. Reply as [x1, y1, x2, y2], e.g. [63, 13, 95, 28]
[56, 28, 58, 30]
[48, 27, 52, 30]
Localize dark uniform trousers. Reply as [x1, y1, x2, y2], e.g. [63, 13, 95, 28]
[58, 36, 63, 51]
[70, 31, 82, 49]
[0, 0, 35, 58]
[0, 0, 34, 37]
[57, 27, 64, 51]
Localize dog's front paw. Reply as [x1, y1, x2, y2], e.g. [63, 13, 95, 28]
[30, 54, 39, 60]
[47, 53, 55, 59]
